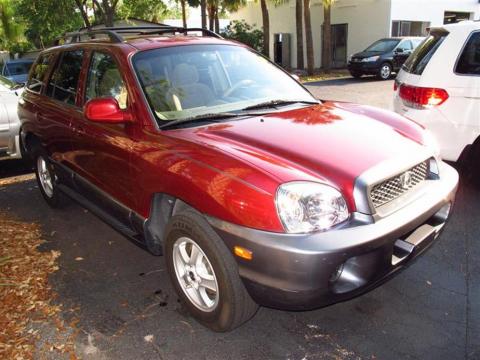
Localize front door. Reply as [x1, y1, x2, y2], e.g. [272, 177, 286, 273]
[393, 40, 413, 70]
[331, 24, 348, 68]
[70, 49, 136, 212]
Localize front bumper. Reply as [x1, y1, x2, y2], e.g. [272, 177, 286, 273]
[348, 61, 381, 74]
[208, 161, 458, 310]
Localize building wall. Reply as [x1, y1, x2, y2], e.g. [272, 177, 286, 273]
[231, 0, 480, 69]
[390, 0, 480, 27]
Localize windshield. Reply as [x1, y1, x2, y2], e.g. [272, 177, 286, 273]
[133, 44, 317, 123]
[5, 61, 33, 76]
[365, 39, 400, 53]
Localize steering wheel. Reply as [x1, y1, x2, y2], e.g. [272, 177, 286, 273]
[223, 79, 256, 98]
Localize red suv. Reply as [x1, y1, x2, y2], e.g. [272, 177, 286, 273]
[19, 27, 459, 332]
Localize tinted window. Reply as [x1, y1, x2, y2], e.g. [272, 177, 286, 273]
[456, 32, 480, 75]
[403, 31, 448, 75]
[85, 52, 127, 109]
[27, 55, 53, 93]
[365, 39, 400, 52]
[46, 50, 84, 106]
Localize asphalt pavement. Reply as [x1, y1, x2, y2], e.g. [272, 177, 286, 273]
[0, 77, 478, 359]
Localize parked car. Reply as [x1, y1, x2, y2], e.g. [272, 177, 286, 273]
[348, 37, 424, 80]
[0, 75, 24, 158]
[19, 26, 458, 332]
[1, 59, 34, 84]
[394, 21, 480, 173]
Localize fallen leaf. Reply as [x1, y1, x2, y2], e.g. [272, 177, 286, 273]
[75, 257, 84, 261]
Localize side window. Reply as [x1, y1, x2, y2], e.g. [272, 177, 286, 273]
[456, 32, 480, 76]
[85, 52, 127, 109]
[397, 40, 412, 52]
[27, 54, 53, 93]
[46, 50, 84, 106]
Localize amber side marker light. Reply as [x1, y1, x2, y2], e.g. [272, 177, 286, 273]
[234, 246, 253, 260]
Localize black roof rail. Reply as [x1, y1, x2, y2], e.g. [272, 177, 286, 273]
[54, 26, 223, 46]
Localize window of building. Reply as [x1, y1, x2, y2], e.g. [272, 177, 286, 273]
[456, 32, 480, 75]
[444, 11, 472, 24]
[46, 50, 84, 106]
[392, 21, 429, 37]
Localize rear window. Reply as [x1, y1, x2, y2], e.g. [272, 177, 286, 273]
[402, 31, 448, 75]
[27, 54, 53, 93]
[455, 31, 480, 75]
[46, 50, 84, 106]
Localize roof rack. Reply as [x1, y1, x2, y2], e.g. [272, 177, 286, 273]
[54, 26, 223, 45]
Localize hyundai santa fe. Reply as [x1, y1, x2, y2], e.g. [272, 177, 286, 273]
[18, 26, 459, 332]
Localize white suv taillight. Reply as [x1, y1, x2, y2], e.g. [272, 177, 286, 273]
[399, 84, 449, 109]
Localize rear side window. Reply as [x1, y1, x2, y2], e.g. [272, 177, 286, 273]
[455, 32, 480, 75]
[27, 55, 53, 93]
[46, 50, 84, 106]
[402, 31, 448, 75]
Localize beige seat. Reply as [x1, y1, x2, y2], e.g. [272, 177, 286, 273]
[97, 68, 127, 109]
[167, 63, 214, 110]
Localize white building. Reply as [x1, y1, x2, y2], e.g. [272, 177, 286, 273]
[231, 0, 480, 69]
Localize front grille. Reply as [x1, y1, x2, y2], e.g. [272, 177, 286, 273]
[370, 161, 429, 208]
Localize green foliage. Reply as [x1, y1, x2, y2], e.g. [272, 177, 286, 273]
[221, 20, 263, 52]
[119, 0, 182, 22]
[0, 0, 23, 47]
[13, 0, 83, 48]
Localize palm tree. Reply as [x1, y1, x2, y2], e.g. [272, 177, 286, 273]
[295, 0, 304, 70]
[259, 0, 269, 56]
[201, 0, 207, 28]
[321, 0, 335, 72]
[303, 0, 314, 74]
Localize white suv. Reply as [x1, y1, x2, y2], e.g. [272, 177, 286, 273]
[394, 21, 480, 165]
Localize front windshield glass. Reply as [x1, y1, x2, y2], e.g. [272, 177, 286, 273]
[132, 44, 317, 122]
[6, 62, 33, 76]
[365, 39, 400, 52]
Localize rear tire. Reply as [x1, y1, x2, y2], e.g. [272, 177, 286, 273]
[165, 211, 258, 332]
[465, 142, 480, 188]
[377, 63, 392, 80]
[33, 147, 67, 208]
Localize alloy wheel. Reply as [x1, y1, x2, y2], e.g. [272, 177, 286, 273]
[37, 156, 54, 198]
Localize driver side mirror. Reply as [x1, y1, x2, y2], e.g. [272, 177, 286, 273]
[395, 48, 404, 54]
[84, 98, 133, 124]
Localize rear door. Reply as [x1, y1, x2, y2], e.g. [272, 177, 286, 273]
[41, 49, 85, 166]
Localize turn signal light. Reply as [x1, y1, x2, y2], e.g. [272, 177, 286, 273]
[399, 84, 449, 109]
[234, 246, 253, 260]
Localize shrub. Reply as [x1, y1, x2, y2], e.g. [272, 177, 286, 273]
[221, 20, 263, 53]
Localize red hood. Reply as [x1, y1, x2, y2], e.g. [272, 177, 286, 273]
[165, 102, 430, 210]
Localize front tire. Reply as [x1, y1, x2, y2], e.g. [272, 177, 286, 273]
[165, 211, 258, 332]
[377, 63, 392, 80]
[33, 148, 66, 208]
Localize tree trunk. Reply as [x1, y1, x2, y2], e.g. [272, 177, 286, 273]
[74, 0, 91, 28]
[208, 5, 215, 31]
[303, 0, 314, 75]
[181, 0, 187, 28]
[295, 0, 304, 70]
[214, 9, 219, 33]
[260, 0, 269, 57]
[201, 0, 207, 29]
[322, 2, 332, 72]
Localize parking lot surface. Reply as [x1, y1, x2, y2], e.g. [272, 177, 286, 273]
[1, 78, 478, 359]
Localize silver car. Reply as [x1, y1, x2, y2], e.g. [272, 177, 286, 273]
[0, 75, 24, 158]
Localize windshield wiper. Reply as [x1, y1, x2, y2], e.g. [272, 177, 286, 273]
[159, 112, 245, 129]
[240, 99, 319, 111]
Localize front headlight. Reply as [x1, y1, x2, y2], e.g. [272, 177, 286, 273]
[362, 56, 380, 62]
[276, 182, 349, 234]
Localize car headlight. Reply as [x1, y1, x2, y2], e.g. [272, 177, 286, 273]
[361, 56, 380, 62]
[275, 182, 349, 234]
